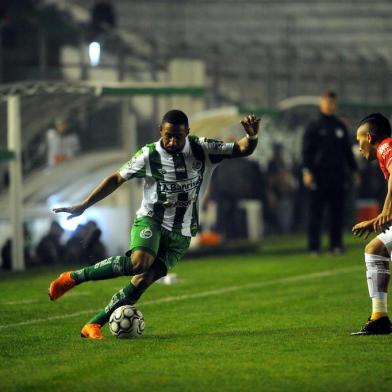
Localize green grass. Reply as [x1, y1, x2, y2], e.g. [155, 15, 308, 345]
[1, 234, 391, 392]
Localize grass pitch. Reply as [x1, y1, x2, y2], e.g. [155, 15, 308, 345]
[1, 234, 391, 392]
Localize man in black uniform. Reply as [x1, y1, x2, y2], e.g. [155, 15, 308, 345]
[302, 91, 358, 255]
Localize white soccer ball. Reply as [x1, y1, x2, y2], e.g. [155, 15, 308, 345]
[109, 305, 145, 339]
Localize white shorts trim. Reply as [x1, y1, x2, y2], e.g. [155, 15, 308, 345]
[377, 227, 392, 254]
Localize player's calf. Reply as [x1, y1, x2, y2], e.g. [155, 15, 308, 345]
[67, 253, 154, 284]
[48, 256, 138, 300]
[130, 250, 155, 275]
[352, 237, 392, 335]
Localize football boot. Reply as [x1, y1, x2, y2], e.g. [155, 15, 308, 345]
[351, 316, 392, 335]
[81, 323, 104, 340]
[48, 272, 76, 301]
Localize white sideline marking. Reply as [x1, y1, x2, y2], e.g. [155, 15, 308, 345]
[1, 292, 91, 305]
[0, 266, 361, 330]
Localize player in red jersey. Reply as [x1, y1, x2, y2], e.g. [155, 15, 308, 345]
[352, 113, 392, 335]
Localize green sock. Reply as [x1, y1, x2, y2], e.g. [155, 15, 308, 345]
[89, 283, 144, 326]
[70, 256, 132, 283]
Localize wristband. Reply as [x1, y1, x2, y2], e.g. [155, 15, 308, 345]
[246, 134, 258, 140]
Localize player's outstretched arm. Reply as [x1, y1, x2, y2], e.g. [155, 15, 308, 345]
[232, 114, 261, 157]
[53, 172, 126, 219]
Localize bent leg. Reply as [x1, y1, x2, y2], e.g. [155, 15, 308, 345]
[88, 259, 167, 326]
[130, 250, 155, 275]
[129, 260, 168, 301]
[71, 255, 133, 283]
[72, 215, 161, 284]
[364, 237, 390, 320]
[70, 249, 155, 284]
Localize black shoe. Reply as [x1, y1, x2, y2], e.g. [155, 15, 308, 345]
[351, 316, 392, 336]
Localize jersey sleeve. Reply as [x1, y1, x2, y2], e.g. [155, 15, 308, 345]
[118, 148, 146, 180]
[384, 144, 392, 171]
[198, 137, 235, 164]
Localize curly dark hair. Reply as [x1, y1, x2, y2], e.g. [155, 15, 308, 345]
[161, 110, 189, 127]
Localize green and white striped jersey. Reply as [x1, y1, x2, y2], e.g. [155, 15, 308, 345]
[119, 135, 235, 237]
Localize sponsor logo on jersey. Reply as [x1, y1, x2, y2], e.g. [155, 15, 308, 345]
[140, 227, 153, 239]
[378, 142, 392, 159]
[158, 168, 167, 175]
[162, 196, 196, 208]
[158, 175, 202, 194]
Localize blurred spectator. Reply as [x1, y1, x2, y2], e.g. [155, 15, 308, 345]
[46, 117, 81, 167]
[63, 221, 107, 264]
[209, 157, 265, 240]
[64, 224, 88, 264]
[1, 223, 35, 269]
[84, 220, 107, 264]
[267, 144, 297, 233]
[302, 91, 359, 255]
[36, 221, 64, 265]
[268, 143, 286, 174]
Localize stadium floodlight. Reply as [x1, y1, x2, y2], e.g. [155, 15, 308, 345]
[89, 42, 100, 66]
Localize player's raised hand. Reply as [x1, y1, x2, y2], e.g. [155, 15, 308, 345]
[53, 203, 86, 220]
[352, 220, 374, 239]
[240, 114, 261, 137]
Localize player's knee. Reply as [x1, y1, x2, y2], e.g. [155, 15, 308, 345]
[131, 264, 166, 287]
[152, 264, 167, 281]
[131, 251, 155, 274]
[365, 239, 389, 258]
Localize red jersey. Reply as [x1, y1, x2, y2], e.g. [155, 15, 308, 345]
[377, 138, 392, 179]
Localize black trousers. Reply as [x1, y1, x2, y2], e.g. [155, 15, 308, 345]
[308, 182, 345, 252]
[216, 196, 246, 239]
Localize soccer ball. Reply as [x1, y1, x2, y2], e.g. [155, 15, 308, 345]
[109, 305, 145, 339]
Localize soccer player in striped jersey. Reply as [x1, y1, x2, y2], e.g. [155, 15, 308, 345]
[352, 113, 392, 335]
[48, 109, 260, 339]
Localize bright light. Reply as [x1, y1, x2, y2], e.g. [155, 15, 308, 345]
[58, 214, 87, 232]
[89, 42, 100, 66]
